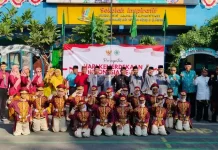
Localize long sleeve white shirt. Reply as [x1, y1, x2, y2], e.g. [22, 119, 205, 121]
[194, 76, 210, 100]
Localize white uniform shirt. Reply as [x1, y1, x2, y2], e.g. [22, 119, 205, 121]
[194, 76, 210, 100]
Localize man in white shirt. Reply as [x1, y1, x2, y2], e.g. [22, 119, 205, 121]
[194, 68, 210, 121]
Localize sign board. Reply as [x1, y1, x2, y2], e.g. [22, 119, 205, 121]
[180, 47, 218, 58]
[62, 44, 164, 77]
[57, 5, 186, 25]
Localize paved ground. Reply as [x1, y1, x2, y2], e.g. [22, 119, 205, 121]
[0, 121, 218, 150]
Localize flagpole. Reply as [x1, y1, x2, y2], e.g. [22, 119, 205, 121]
[92, 33, 94, 45]
[110, 0, 113, 65]
[164, 30, 166, 67]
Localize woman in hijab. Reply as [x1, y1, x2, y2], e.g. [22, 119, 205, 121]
[44, 68, 55, 97]
[8, 65, 21, 97]
[50, 69, 66, 92]
[31, 67, 43, 93]
[21, 66, 32, 92]
[8, 65, 21, 121]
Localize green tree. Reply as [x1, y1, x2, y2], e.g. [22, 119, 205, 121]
[208, 15, 218, 50]
[69, 17, 110, 44]
[170, 26, 213, 67]
[25, 17, 60, 65]
[0, 7, 60, 66]
[0, 7, 33, 40]
[140, 35, 157, 45]
[25, 17, 60, 51]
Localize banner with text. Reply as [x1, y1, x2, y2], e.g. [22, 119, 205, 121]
[48, 0, 198, 5]
[57, 5, 186, 25]
[62, 44, 164, 77]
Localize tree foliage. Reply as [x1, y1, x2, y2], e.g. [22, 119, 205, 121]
[140, 35, 157, 45]
[208, 15, 218, 50]
[170, 25, 214, 67]
[0, 7, 33, 40]
[25, 17, 60, 51]
[68, 17, 110, 44]
[0, 7, 60, 66]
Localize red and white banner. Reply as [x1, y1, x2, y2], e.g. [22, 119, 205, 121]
[63, 44, 164, 77]
[201, 0, 218, 9]
[10, 0, 25, 8]
[29, 0, 42, 6]
[0, 0, 8, 7]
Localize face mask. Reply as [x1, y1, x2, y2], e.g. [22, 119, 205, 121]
[134, 92, 140, 97]
[120, 102, 127, 107]
[77, 93, 83, 97]
[80, 105, 87, 112]
[139, 101, 145, 107]
[181, 96, 186, 102]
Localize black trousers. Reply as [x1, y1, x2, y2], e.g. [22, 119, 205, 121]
[196, 100, 209, 121]
[186, 93, 196, 118]
[69, 87, 77, 95]
[0, 88, 8, 118]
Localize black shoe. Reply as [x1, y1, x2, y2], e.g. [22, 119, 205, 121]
[1, 117, 7, 121]
[209, 120, 216, 123]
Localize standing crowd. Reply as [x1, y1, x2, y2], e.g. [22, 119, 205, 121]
[0, 61, 217, 137]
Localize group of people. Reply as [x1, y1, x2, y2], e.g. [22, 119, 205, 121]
[0, 61, 217, 137]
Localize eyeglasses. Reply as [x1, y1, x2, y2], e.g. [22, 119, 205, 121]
[37, 71, 42, 73]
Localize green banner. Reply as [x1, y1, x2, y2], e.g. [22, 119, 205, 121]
[52, 48, 62, 69]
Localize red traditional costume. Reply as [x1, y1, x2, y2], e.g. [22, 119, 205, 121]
[49, 84, 68, 132]
[8, 87, 32, 136]
[164, 88, 177, 128]
[72, 100, 91, 138]
[30, 84, 49, 132]
[151, 94, 167, 135]
[106, 87, 116, 109]
[69, 86, 86, 109]
[134, 95, 150, 136]
[93, 92, 114, 136]
[114, 95, 133, 136]
[114, 86, 130, 107]
[86, 85, 99, 128]
[175, 91, 191, 131]
[129, 86, 141, 109]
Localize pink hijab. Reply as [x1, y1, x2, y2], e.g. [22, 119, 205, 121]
[32, 67, 43, 84]
[21, 66, 31, 89]
[10, 65, 21, 89]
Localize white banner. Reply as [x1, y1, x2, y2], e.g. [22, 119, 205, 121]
[63, 44, 164, 77]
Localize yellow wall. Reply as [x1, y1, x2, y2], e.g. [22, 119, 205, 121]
[57, 5, 186, 25]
